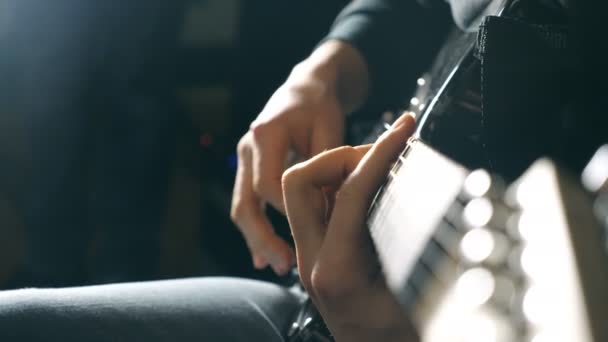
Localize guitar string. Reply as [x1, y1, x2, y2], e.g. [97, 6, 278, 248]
[370, 165, 455, 290]
[368, 74, 482, 302]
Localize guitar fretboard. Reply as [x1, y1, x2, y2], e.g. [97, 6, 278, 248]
[367, 139, 468, 309]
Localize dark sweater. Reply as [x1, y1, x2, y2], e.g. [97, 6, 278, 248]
[323, 0, 492, 110]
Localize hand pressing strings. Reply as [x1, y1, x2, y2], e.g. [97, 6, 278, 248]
[282, 113, 420, 342]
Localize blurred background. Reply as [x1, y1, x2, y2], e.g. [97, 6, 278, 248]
[0, 0, 348, 288]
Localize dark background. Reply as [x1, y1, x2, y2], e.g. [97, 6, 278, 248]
[0, 0, 348, 286]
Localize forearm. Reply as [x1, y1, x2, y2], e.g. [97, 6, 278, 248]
[324, 0, 451, 110]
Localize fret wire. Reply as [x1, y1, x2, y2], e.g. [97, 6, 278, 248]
[401, 241, 454, 307]
[419, 237, 456, 284]
[373, 193, 443, 279]
[367, 181, 389, 216]
[372, 185, 459, 253]
[372, 194, 397, 248]
[370, 194, 404, 262]
[407, 245, 450, 300]
[400, 140, 413, 159]
[368, 143, 410, 219]
[426, 234, 449, 261]
[399, 282, 419, 311]
[367, 189, 386, 219]
[390, 156, 404, 175]
[372, 185, 460, 286]
[422, 241, 444, 277]
[401, 144, 411, 156]
[369, 165, 403, 221]
[372, 187, 393, 214]
[372, 189, 409, 235]
[432, 221, 461, 258]
[369, 190, 394, 229]
[370, 153, 463, 293]
[407, 262, 430, 297]
[443, 200, 465, 227]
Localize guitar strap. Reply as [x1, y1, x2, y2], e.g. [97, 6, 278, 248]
[477, 12, 577, 180]
[417, 0, 583, 181]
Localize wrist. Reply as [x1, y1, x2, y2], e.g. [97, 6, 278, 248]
[290, 40, 369, 114]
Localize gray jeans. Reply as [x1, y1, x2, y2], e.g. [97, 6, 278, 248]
[0, 277, 302, 341]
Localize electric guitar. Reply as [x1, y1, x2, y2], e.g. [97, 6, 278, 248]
[288, 142, 608, 342]
[287, 1, 608, 340]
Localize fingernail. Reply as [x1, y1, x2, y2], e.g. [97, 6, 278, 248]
[273, 261, 290, 275]
[253, 255, 267, 269]
[391, 112, 415, 130]
[272, 265, 285, 275]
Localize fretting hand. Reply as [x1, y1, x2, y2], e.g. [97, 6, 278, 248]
[282, 113, 419, 342]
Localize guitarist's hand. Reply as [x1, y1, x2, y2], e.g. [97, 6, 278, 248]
[231, 40, 369, 275]
[282, 113, 419, 342]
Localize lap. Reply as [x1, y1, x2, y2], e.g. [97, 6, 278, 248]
[0, 277, 303, 342]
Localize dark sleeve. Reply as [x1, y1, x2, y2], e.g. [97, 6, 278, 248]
[323, 0, 451, 112]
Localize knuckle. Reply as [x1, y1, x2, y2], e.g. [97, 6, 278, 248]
[310, 265, 350, 304]
[310, 269, 328, 296]
[333, 187, 356, 206]
[230, 201, 246, 225]
[236, 134, 252, 156]
[251, 121, 276, 141]
[299, 273, 314, 294]
[336, 145, 363, 168]
[297, 261, 318, 295]
[281, 164, 305, 190]
[336, 145, 357, 156]
[377, 128, 393, 143]
[252, 174, 269, 195]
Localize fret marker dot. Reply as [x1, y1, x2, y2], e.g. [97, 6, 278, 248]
[463, 198, 493, 228]
[461, 228, 494, 263]
[464, 169, 492, 198]
[456, 267, 495, 308]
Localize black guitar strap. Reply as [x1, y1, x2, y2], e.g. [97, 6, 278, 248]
[476, 6, 577, 180]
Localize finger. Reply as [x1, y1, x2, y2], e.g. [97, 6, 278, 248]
[231, 138, 269, 268]
[233, 183, 296, 274]
[324, 114, 416, 257]
[250, 121, 290, 214]
[231, 134, 295, 274]
[239, 211, 297, 275]
[309, 105, 344, 156]
[282, 145, 371, 279]
[322, 185, 337, 224]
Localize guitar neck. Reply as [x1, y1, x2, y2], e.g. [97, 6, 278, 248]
[367, 139, 608, 341]
[367, 139, 468, 308]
